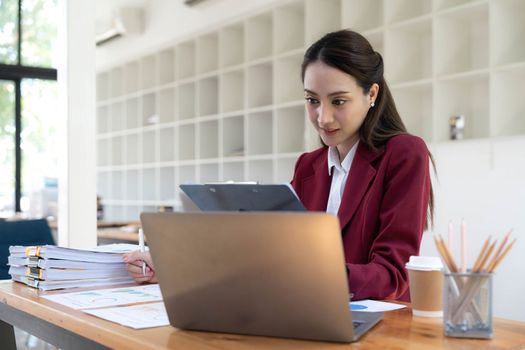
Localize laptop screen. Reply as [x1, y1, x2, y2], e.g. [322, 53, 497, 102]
[179, 183, 306, 211]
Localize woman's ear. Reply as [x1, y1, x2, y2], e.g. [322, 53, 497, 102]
[369, 83, 379, 103]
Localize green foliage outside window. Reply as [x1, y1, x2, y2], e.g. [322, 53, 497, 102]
[22, 0, 58, 67]
[0, 0, 19, 64]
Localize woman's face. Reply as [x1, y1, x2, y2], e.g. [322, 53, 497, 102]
[303, 61, 377, 160]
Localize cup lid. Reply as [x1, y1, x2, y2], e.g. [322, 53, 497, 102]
[405, 256, 443, 271]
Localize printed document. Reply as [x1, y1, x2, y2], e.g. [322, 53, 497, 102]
[42, 284, 162, 309]
[84, 302, 169, 329]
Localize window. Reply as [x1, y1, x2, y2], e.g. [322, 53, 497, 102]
[0, 0, 57, 217]
[0, 0, 18, 64]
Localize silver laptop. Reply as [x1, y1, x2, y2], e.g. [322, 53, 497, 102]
[141, 212, 383, 343]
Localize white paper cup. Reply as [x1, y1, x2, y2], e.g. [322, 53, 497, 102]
[406, 256, 444, 317]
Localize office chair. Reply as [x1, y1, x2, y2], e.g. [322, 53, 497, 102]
[0, 218, 56, 349]
[0, 218, 55, 280]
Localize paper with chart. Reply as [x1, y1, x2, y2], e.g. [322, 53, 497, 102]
[350, 299, 406, 312]
[42, 284, 162, 309]
[83, 302, 169, 329]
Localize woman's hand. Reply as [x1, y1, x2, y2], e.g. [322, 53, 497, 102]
[122, 250, 158, 284]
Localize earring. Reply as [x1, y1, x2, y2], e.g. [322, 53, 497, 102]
[370, 102, 375, 107]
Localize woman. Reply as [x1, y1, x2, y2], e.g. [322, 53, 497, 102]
[124, 30, 434, 301]
[292, 29, 433, 301]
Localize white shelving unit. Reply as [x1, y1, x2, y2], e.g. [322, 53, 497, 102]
[247, 111, 273, 155]
[96, 0, 525, 220]
[245, 13, 272, 61]
[220, 24, 244, 68]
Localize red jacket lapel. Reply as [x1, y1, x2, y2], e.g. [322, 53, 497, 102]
[300, 150, 331, 212]
[337, 143, 385, 230]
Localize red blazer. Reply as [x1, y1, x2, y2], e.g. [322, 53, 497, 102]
[291, 134, 430, 301]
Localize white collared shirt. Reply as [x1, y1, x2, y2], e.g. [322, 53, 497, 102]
[326, 142, 359, 216]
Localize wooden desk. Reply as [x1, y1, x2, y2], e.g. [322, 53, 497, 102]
[1, 280, 524, 350]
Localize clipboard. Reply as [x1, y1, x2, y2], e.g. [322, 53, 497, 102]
[179, 183, 306, 212]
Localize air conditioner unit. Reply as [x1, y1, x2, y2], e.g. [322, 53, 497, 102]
[96, 8, 144, 46]
[184, 0, 210, 6]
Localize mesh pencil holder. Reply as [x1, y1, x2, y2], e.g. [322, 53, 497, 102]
[443, 272, 493, 339]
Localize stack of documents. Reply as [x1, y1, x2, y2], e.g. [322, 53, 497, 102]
[8, 244, 136, 291]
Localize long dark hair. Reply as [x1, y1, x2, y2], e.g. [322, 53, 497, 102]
[301, 29, 435, 229]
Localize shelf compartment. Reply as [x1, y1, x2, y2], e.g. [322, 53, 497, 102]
[159, 166, 176, 201]
[364, 31, 384, 58]
[111, 171, 124, 200]
[222, 161, 245, 182]
[275, 157, 296, 183]
[110, 102, 124, 132]
[125, 170, 140, 201]
[199, 163, 219, 183]
[247, 111, 273, 155]
[123, 205, 141, 221]
[385, 18, 432, 84]
[142, 168, 157, 201]
[199, 120, 219, 159]
[124, 61, 140, 94]
[435, 2, 488, 76]
[220, 69, 244, 113]
[104, 205, 123, 222]
[276, 106, 305, 153]
[274, 54, 303, 104]
[179, 124, 195, 160]
[305, 0, 341, 46]
[491, 0, 525, 66]
[97, 171, 111, 201]
[125, 97, 140, 130]
[342, 0, 383, 32]
[197, 33, 219, 74]
[97, 139, 110, 167]
[178, 165, 196, 185]
[142, 130, 157, 164]
[198, 76, 219, 117]
[222, 115, 244, 157]
[125, 133, 139, 165]
[492, 68, 525, 137]
[219, 23, 244, 68]
[142, 93, 158, 125]
[178, 82, 196, 120]
[96, 72, 108, 101]
[304, 122, 322, 151]
[274, 2, 305, 54]
[247, 160, 273, 184]
[176, 41, 196, 79]
[159, 127, 176, 162]
[141, 54, 157, 90]
[109, 67, 123, 98]
[385, 0, 432, 24]
[111, 136, 123, 166]
[247, 63, 273, 108]
[434, 73, 489, 141]
[391, 83, 433, 141]
[158, 48, 175, 85]
[97, 105, 109, 134]
[142, 205, 158, 214]
[159, 87, 176, 124]
[245, 13, 273, 61]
